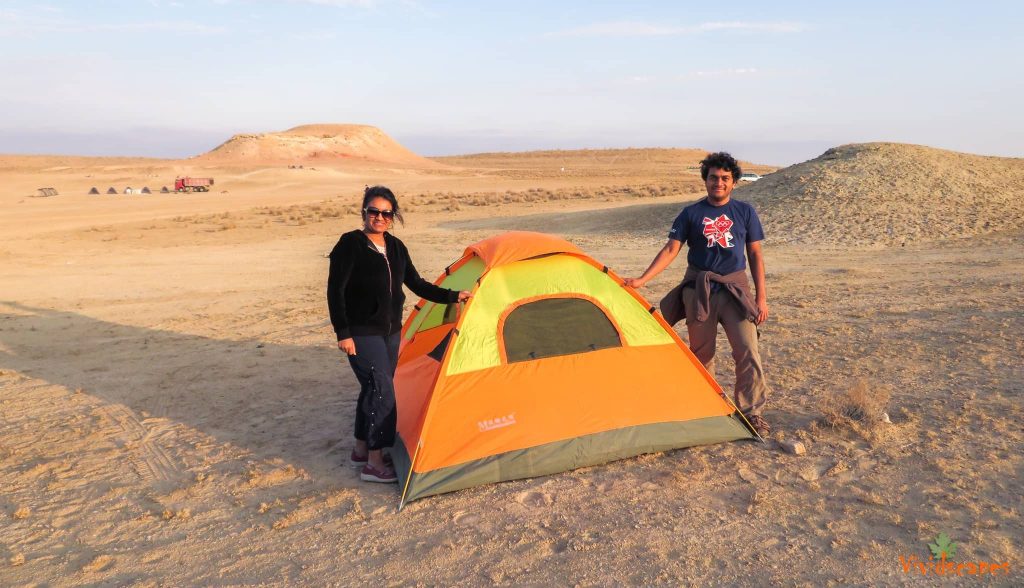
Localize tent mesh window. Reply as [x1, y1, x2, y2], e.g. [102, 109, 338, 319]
[428, 329, 454, 362]
[441, 302, 460, 325]
[503, 298, 621, 363]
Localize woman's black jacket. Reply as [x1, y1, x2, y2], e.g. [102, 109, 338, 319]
[327, 230, 458, 340]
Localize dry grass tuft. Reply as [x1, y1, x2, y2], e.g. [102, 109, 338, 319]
[821, 379, 892, 441]
[403, 180, 698, 211]
[823, 379, 890, 425]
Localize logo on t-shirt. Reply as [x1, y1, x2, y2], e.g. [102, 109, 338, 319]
[702, 215, 735, 248]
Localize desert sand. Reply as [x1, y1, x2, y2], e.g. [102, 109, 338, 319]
[1, 126, 1021, 585]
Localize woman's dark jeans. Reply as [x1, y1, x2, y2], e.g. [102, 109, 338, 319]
[347, 332, 401, 450]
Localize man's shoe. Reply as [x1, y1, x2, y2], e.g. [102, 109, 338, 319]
[360, 463, 398, 483]
[747, 414, 772, 438]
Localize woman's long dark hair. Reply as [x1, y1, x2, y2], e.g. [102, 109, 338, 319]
[361, 185, 405, 225]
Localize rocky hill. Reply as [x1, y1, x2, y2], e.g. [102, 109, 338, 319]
[733, 143, 1024, 248]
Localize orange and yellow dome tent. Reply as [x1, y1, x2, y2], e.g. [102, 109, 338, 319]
[392, 231, 756, 506]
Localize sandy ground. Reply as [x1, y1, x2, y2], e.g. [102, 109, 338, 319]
[1, 145, 1021, 586]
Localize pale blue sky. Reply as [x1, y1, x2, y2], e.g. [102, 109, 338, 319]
[1, 0, 1021, 164]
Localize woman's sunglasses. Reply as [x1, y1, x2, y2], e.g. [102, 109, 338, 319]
[364, 206, 395, 220]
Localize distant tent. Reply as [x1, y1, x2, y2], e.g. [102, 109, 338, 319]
[106, 187, 118, 194]
[124, 187, 133, 194]
[35, 187, 58, 197]
[88, 187, 100, 195]
[141, 187, 151, 194]
[160, 186, 170, 193]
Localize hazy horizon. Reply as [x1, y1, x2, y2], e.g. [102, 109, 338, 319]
[0, 125, 847, 167]
[4, 124, 1019, 168]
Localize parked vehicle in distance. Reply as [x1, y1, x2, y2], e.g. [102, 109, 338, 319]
[739, 173, 761, 182]
[174, 177, 215, 192]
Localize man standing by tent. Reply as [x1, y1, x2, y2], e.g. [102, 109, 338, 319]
[624, 152, 771, 437]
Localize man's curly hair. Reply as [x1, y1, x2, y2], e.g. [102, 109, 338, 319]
[700, 152, 742, 182]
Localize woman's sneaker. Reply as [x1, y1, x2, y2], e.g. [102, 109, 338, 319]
[349, 450, 393, 468]
[349, 450, 368, 467]
[360, 463, 398, 483]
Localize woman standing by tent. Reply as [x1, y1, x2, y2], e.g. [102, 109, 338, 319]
[327, 186, 472, 483]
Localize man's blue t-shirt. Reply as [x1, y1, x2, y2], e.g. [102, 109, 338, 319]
[669, 197, 765, 275]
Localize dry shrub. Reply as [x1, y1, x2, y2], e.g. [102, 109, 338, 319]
[821, 379, 892, 441]
[397, 180, 694, 212]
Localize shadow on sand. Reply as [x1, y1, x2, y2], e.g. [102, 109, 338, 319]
[439, 200, 686, 236]
[0, 301, 359, 481]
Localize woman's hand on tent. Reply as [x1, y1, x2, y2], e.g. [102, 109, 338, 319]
[457, 290, 473, 302]
[623, 277, 646, 289]
[338, 338, 357, 355]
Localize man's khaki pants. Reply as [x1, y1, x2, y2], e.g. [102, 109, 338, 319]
[682, 286, 768, 417]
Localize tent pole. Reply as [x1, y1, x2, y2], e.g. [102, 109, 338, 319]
[734, 410, 766, 443]
[398, 441, 422, 511]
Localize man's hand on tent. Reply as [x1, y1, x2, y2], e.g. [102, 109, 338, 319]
[457, 290, 473, 302]
[338, 338, 357, 355]
[623, 277, 646, 288]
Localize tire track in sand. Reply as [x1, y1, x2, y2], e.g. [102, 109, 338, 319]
[98, 403, 181, 485]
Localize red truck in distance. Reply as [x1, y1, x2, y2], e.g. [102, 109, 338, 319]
[174, 177, 214, 193]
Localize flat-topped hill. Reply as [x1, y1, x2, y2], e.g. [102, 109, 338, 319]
[197, 124, 437, 167]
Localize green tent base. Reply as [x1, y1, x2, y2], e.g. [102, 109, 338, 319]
[396, 412, 755, 507]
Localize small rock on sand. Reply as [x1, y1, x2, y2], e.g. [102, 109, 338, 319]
[780, 440, 806, 455]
